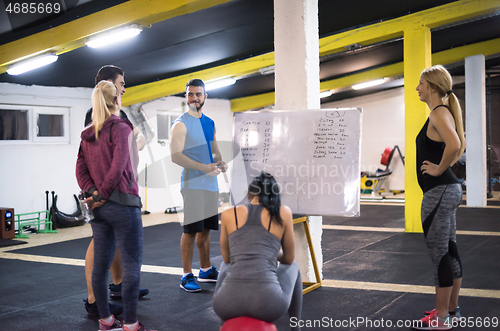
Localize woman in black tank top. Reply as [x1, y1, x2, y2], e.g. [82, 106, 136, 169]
[413, 65, 465, 330]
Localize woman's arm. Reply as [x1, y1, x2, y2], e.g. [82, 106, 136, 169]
[220, 208, 231, 263]
[75, 143, 95, 192]
[279, 205, 295, 265]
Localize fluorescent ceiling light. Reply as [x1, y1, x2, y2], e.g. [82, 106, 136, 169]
[352, 78, 386, 90]
[205, 78, 236, 91]
[259, 65, 275, 75]
[319, 90, 333, 98]
[7, 54, 58, 75]
[86, 26, 142, 48]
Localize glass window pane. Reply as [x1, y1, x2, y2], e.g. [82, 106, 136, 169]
[0, 109, 28, 140]
[37, 114, 64, 137]
[157, 114, 170, 140]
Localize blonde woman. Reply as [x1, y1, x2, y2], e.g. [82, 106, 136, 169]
[76, 80, 154, 331]
[414, 65, 465, 330]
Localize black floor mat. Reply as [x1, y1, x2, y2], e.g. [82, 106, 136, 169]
[1, 205, 499, 331]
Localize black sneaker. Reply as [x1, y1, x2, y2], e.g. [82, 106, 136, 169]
[109, 283, 149, 299]
[84, 299, 123, 317]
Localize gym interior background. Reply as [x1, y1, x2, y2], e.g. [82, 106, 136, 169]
[0, 0, 499, 214]
[0, 2, 500, 330]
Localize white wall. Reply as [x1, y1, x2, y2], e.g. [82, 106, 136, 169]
[0, 82, 92, 214]
[322, 88, 406, 191]
[0, 83, 234, 216]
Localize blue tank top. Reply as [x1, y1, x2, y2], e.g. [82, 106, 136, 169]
[226, 204, 282, 283]
[173, 112, 218, 191]
[415, 106, 460, 193]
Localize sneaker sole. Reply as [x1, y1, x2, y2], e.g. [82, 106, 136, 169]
[99, 328, 122, 331]
[109, 290, 149, 299]
[180, 284, 201, 292]
[197, 278, 217, 283]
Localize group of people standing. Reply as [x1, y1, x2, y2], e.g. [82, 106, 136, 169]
[76, 63, 465, 331]
[75, 66, 303, 331]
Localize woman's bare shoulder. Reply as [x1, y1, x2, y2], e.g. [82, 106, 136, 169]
[280, 205, 293, 222]
[221, 205, 247, 217]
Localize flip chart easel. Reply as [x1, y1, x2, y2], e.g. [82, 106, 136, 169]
[293, 216, 322, 294]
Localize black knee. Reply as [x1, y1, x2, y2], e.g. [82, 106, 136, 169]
[449, 240, 463, 278]
[449, 240, 459, 258]
[437, 253, 454, 287]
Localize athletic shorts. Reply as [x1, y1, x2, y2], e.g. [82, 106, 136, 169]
[181, 189, 219, 233]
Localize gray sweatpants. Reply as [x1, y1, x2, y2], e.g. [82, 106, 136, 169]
[421, 184, 462, 287]
[213, 261, 302, 330]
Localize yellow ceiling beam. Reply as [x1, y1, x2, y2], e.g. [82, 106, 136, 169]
[2, 0, 497, 104]
[319, 63, 404, 92]
[318, 0, 500, 57]
[122, 52, 274, 106]
[432, 37, 500, 65]
[231, 91, 275, 113]
[230, 37, 500, 112]
[0, 0, 230, 73]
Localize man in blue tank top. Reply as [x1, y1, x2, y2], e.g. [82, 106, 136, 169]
[170, 79, 228, 292]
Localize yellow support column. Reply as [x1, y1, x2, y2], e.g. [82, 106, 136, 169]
[403, 25, 431, 233]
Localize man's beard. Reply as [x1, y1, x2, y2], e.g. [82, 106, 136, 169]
[188, 101, 204, 112]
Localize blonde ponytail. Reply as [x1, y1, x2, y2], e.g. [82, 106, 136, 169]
[91, 80, 118, 139]
[421, 65, 465, 164]
[447, 92, 466, 164]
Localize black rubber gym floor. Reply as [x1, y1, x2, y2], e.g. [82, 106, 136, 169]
[1, 204, 499, 331]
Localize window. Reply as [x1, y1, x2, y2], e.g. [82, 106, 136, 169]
[157, 113, 173, 140]
[37, 114, 64, 137]
[157, 108, 183, 142]
[0, 104, 69, 144]
[33, 106, 69, 143]
[0, 107, 29, 141]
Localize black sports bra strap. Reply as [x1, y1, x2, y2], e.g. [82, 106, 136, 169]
[234, 207, 238, 229]
[267, 213, 272, 232]
[432, 104, 449, 111]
